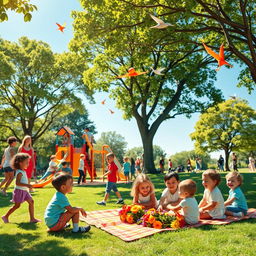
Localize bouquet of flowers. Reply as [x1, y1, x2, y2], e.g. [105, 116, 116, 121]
[119, 204, 145, 224]
[139, 208, 186, 229]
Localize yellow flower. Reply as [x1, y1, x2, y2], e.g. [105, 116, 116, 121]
[171, 220, 180, 229]
[130, 205, 139, 213]
[126, 214, 134, 224]
[148, 215, 156, 224]
[153, 221, 162, 229]
[147, 208, 156, 214]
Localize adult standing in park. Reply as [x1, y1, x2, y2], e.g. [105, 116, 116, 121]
[82, 127, 94, 157]
[18, 135, 35, 192]
[231, 152, 238, 171]
[217, 155, 224, 171]
[249, 155, 256, 172]
[0, 137, 17, 196]
[159, 157, 165, 173]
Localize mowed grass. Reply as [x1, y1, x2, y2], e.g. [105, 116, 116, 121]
[0, 171, 256, 256]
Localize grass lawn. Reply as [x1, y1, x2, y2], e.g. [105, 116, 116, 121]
[0, 171, 256, 256]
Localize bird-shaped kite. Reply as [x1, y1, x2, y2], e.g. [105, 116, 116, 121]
[150, 14, 173, 29]
[202, 42, 233, 71]
[101, 99, 106, 105]
[151, 67, 165, 75]
[117, 67, 147, 78]
[109, 109, 114, 114]
[56, 22, 66, 33]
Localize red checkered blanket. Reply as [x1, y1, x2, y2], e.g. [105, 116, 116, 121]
[80, 208, 256, 242]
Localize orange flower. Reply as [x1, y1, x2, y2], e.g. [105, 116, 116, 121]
[120, 214, 126, 222]
[148, 215, 155, 224]
[171, 220, 180, 229]
[153, 221, 162, 229]
[126, 214, 134, 224]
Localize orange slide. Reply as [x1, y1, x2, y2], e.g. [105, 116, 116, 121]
[32, 174, 54, 188]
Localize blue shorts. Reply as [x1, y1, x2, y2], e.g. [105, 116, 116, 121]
[106, 181, 118, 193]
[124, 172, 129, 177]
[226, 206, 247, 215]
[3, 166, 14, 173]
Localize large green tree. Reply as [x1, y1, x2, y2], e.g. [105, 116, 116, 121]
[70, 0, 223, 172]
[120, 0, 256, 91]
[0, 0, 36, 21]
[0, 37, 92, 143]
[190, 98, 256, 170]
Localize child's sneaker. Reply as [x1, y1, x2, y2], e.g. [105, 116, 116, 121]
[116, 199, 124, 204]
[233, 212, 243, 217]
[96, 201, 106, 206]
[72, 226, 91, 233]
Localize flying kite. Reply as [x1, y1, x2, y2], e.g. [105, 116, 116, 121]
[202, 42, 233, 71]
[151, 67, 165, 75]
[109, 109, 115, 114]
[56, 22, 66, 32]
[117, 67, 147, 78]
[150, 14, 173, 29]
[101, 99, 106, 105]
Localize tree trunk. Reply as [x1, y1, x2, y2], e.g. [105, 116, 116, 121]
[224, 149, 230, 171]
[141, 135, 156, 173]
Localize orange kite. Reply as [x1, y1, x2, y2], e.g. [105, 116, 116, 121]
[117, 67, 147, 78]
[202, 42, 233, 71]
[101, 99, 106, 105]
[56, 22, 66, 33]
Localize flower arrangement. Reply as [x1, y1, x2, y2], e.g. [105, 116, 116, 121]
[139, 208, 186, 229]
[119, 204, 145, 224]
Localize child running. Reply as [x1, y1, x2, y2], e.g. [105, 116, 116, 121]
[168, 179, 199, 225]
[224, 171, 248, 217]
[131, 174, 157, 210]
[158, 172, 181, 211]
[97, 153, 124, 206]
[2, 153, 41, 223]
[44, 173, 90, 233]
[123, 157, 130, 183]
[199, 169, 225, 219]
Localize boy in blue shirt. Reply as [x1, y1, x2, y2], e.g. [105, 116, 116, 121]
[44, 174, 90, 233]
[60, 162, 73, 176]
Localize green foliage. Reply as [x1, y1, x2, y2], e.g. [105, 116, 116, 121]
[96, 131, 128, 162]
[0, 37, 92, 143]
[0, 0, 37, 22]
[191, 98, 256, 155]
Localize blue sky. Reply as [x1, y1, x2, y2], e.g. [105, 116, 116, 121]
[1, 0, 255, 158]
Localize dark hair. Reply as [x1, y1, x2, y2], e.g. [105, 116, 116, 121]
[85, 127, 89, 131]
[130, 157, 135, 165]
[7, 136, 17, 145]
[61, 161, 68, 166]
[11, 153, 30, 170]
[52, 173, 73, 191]
[164, 172, 179, 182]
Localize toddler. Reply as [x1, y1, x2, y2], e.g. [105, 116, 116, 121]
[123, 157, 131, 183]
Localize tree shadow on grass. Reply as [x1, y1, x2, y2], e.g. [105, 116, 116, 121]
[0, 233, 81, 256]
[47, 229, 92, 240]
[16, 222, 39, 230]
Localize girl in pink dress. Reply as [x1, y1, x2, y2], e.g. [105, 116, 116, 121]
[18, 135, 35, 191]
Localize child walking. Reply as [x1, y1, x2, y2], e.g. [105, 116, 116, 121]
[158, 172, 181, 211]
[224, 171, 248, 217]
[131, 173, 157, 210]
[168, 179, 199, 225]
[123, 157, 131, 183]
[45, 173, 90, 232]
[2, 153, 41, 223]
[199, 169, 225, 219]
[78, 154, 86, 185]
[97, 153, 124, 206]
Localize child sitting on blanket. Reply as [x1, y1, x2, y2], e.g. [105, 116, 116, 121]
[224, 171, 248, 217]
[44, 173, 90, 233]
[199, 169, 225, 219]
[168, 179, 199, 224]
[158, 172, 181, 211]
[131, 174, 157, 210]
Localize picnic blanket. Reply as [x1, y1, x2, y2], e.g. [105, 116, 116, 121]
[80, 208, 256, 242]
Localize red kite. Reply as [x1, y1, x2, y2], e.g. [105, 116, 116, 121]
[202, 42, 233, 71]
[117, 67, 147, 78]
[56, 22, 66, 33]
[101, 99, 106, 105]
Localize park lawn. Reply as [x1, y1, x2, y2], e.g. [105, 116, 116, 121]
[0, 172, 256, 256]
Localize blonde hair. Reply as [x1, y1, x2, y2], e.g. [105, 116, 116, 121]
[179, 179, 197, 196]
[19, 135, 32, 150]
[130, 174, 155, 197]
[50, 155, 56, 160]
[202, 169, 221, 186]
[123, 156, 129, 161]
[226, 171, 243, 186]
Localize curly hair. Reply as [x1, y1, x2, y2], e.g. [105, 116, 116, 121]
[11, 153, 30, 170]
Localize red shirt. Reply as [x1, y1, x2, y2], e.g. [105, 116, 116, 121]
[108, 161, 118, 183]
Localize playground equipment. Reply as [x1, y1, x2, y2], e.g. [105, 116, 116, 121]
[33, 126, 125, 187]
